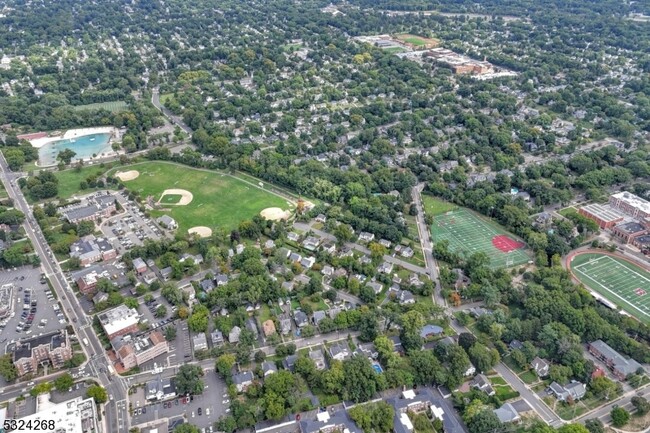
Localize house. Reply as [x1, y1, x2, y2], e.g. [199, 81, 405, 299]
[303, 236, 321, 251]
[229, 326, 241, 343]
[367, 281, 383, 295]
[357, 342, 378, 359]
[588, 340, 644, 380]
[211, 330, 224, 346]
[287, 232, 300, 242]
[281, 280, 295, 292]
[262, 320, 276, 337]
[262, 361, 277, 376]
[133, 257, 147, 274]
[329, 342, 350, 361]
[358, 232, 375, 242]
[294, 311, 309, 328]
[493, 402, 520, 424]
[300, 256, 316, 269]
[389, 336, 404, 354]
[321, 265, 334, 277]
[315, 214, 327, 223]
[378, 262, 394, 274]
[233, 371, 254, 392]
[159, 266, 173, 281]
[92, 291, 108, 305]
[309, 349, 327, 370]
[531, 357, 550, 378]
[420, 324, 444, 339]
[379, 239, 392, 248]
[283, 354, 299, 372]
[215, 274, 229, 286]
[400, 247, 414, 258]
[200, 279, 215, 292]
[509, 340, 524, 351]
[280, 317, 292, 335]
[264, 239, 276, 249]
[471, 374, 495, 396]
[549, 381, 586, 402]
[288, 252, 302, 263]
[321, 242, 336, 254]
[192, 333, 208, 351]
[312, 310, 327, 325]
[299, 410, 361, 433]
[387, 389, 464, 433]
[157, 215, 177, 230]
[246, 318, 259, 339]
[398, 290, 415, 305]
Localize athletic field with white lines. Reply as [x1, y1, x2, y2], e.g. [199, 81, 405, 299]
[430, 208, 531, 269]
[569, 252, 650, 324]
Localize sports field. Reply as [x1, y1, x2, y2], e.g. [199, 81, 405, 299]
[73, 101, 127, 112]
[109, 161, 291, 232]
[395, 34, 440, 48]
[431, 208, 531, 269]
[569, 252, 650, 324]
[422, 195, 458, 216]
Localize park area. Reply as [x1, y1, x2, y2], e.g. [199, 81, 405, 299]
[430, 208, 531, 269]
[109, 162, 292, 233]
[73, 101, 127, 112]
[568, 252, 650, 324]
[395, 33, 440, 48]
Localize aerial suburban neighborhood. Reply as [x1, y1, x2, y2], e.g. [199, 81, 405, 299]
[0, 1, 649, 433]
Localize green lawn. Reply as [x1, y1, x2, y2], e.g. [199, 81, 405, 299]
[160, 93, 175, 106]
[489, 376, 507, 386]
[109, 161, 291, 233]
[384, 47, 406, 54]
[570, 252, 650, 324]
[519, 370, 538, 384]
[73, 101, 127, 112]
[160, 194, 183, 204]
[422, 195, 458, 216]
[55, 164, 119, 199]
[405, 37, 427, 46]
[494, 384, 520, 401]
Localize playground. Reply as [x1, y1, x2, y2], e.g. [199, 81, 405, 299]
[431, 208, 530, 269]
[568, 251, 650, 324]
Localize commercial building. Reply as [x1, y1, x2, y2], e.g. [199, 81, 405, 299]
[99, 305, 140, 339]
[62, 194, 116, 224]
[17, 394, 99, 433]
[12, 330, 72, 376]
[609, 192, 650, 219]
[588, 340, 644, 380]
[112, 331, 169, 370]
[69, 235, 116, 266]
[145, 377, 177, 401]
[578, 203, 626, 229]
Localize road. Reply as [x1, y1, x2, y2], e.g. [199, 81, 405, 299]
[293, 222, 428, 275]
[151, 87, 193, 135]
[577, 384, 650, 426]
[0, 153, 129, 433]
[412, 183, 446, 306]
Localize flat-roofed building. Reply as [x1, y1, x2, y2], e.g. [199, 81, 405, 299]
[112, 331, 169, 370]
[17, 394, 99, 433]
[612, 221, 647, 244]
[609, 192, 650, 219]
[99, 305, 139, 339]
[578, 203, 626, 229]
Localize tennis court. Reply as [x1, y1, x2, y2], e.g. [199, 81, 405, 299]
[569, 252, 650, 324]
[430, 208, 531, 269]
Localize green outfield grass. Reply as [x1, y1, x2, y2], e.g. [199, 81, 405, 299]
[570, 252, 650, 324]
[73, 101, 127, 112]
[108, 161, 291, 233]
[160, 194, 182, 204]
[421, 194, 458, 216]
[431, 208, 531, 269]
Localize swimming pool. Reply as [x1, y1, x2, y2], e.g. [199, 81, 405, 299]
[372, 363, 383, 373]
[38, 133, 113, 166]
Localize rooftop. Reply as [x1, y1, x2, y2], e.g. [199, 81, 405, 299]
[580, 203, 626, 222]
[18, 395, 98, 433]
[98, 305, 139, 335]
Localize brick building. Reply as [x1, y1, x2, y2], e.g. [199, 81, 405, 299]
[12, 330, 72, 376]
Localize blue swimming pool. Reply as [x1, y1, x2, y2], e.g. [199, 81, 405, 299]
[38, 133, 112, 166]
[372, 363, 383, 373]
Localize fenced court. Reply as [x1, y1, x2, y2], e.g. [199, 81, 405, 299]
[568, 252, 650, 324]
[430, 208, 531, 269]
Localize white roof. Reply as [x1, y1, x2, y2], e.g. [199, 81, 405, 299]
[402, 389, 416, 399]
[399, 413, 413, 431]
[99, 305, 139, 336]
[20, 395, 98, 433]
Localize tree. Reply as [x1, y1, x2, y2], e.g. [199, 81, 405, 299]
[343, 356, 379, 403]
[155, 304, 167, 318]
[468, 343, 500, 373]
[174, 425, 200, 433]
[216, 416, 237, 433]
[368, 242, 387, 262]
[458, 332, 477, 351]
[584, 419, 604, 433]
[631, 396, 650, 415]
[254, 350, 266, 363]
[0, 354, 18, 381]
[187, 304, 209, 332]
[610, 407, 630, 427]
[467, 410, 502, 433]
[86, 385, 108, 404]
[30, 382, 53, 396]
[56, 148, 77, 165]
[216, 354, 236, 378]
[409, 349, 446, 385]
[348, 402, 394, 433]
[164, 326, 177, 341]
[175, 365, 205, 395]
[54, 373, 74, 392]
[589, 376, 618, 399]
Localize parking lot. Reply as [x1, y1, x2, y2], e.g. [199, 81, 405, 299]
[0, 267, 69, 359]
[99, 192, 165, 255]
[130, 369, 229, 432]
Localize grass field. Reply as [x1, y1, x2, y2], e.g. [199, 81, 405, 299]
[383, 47, 406, 54]
[55, 165, 117, 199]
[73, 101, 127, 112]
[431, 208, 531, 269]
[569, 252, 650, 324]
[422, 195, 458, 216]
[395, 33, 439, 48]
[160, 93, 175, 106]
[161, 194, 182, 204]
[109, 161, 291, 232]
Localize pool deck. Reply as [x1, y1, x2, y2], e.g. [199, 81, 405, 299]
[29, 126, 118, 148]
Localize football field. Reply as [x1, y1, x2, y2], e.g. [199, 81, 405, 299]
[431, 208, 531, 269]
[570, 252, 650, 324]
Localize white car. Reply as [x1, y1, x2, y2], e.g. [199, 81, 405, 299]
[206, 408, 210, 416]
[191, 412, 195, 418]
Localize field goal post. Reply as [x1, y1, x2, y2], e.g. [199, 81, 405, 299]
[506, 252, 514, 268]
